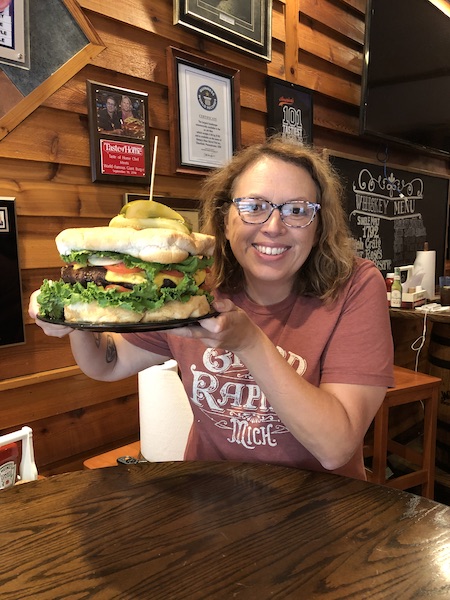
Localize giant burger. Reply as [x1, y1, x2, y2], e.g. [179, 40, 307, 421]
[37, 200, 215, 323]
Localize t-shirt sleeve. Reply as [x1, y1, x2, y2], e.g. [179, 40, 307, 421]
[320, 261, 395, 388]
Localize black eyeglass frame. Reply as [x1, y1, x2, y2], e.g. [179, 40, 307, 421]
[231, 197, 321, 228]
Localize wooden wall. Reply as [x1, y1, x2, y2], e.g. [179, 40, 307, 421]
[1, 0, 449, 474]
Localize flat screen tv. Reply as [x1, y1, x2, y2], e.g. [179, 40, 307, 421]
[360, 0, 450, 159]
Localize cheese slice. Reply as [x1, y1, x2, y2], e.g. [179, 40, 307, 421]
[193, 269, 206, 286]
[105, 270, 147, 285]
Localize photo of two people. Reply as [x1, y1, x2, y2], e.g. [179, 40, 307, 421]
[96, 90, 146, 139]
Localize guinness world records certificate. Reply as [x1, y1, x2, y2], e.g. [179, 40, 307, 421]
[168, 47, 241, 174]
[178, 62, 233, 169]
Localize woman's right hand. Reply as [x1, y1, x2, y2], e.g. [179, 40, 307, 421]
[28, 290, 73, 338]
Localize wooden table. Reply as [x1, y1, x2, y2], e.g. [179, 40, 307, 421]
[2, 462, 450, 599]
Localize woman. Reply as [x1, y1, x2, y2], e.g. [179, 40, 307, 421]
[118, 95, 137, 124]
[29, 137, 394, 479]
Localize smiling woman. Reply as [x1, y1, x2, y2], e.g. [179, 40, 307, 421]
[29, 137, 394, 481]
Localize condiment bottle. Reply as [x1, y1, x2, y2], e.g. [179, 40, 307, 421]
[385, 272, 395, 305]
[390, 267, 402, 308]
[0, 442, 19, 489]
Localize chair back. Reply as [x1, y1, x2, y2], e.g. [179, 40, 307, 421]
[0, 426, 38, 489]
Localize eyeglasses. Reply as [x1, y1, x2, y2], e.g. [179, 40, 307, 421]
[232, 197, 321, 228]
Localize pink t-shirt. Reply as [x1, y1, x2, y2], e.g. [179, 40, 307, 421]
[124, 259, 394, 479]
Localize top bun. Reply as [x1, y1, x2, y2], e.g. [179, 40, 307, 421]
[56, 226, 208, 263]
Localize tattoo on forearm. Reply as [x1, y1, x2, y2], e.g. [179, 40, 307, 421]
[93, 333, 101, 348]
[105, 334, 117, 364]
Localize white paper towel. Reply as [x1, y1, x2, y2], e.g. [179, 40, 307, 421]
[138, 360, 193, 462]
[413, 250, 436, 300]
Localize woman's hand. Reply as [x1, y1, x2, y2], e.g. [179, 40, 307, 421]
[28, 290, 73, 338]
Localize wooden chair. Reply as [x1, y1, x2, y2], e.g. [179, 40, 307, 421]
[83, 440, 141, 470]
[364, 365, 440, 499]
[0, 426, 38, 489]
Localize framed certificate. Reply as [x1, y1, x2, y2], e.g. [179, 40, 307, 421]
[167, 46, 241, 175]
[0, 0, 30, 69]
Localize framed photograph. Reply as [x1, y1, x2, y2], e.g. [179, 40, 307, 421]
[124, 194, 201, 232]
[0, 0, 30, 69]
[174, 0, 272, 61]
[266, 77, 314, 146]
[0, 197, 25, 347]
[167, 46, 241, 176]
[86, 80, 150, 184]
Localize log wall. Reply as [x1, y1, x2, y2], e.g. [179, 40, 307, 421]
[1, 0, 449, 474]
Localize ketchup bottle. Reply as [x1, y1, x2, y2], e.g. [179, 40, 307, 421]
[385, 273, 395, 306]
[0, 442, 19, 489]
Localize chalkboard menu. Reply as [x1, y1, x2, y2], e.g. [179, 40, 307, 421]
[0, 197, 25, 347]
[328, 153, 450, 282]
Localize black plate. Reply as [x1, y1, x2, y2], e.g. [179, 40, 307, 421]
[36, 311, 219, 333]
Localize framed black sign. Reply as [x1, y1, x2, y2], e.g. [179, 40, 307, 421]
[266, 76, 314, 145]
[0, 197, 25, 347]
[86, 81, 150, 184]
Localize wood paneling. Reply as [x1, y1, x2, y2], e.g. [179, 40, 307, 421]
[1, 0, 449, 474]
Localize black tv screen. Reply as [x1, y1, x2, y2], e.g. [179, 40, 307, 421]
[360, 0, 450, 159]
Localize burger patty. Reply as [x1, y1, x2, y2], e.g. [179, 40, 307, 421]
[61, 265, 117, 288]
[61, 265, 177, 289]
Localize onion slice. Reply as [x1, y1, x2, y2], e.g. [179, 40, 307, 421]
[87, 254, 123, 266]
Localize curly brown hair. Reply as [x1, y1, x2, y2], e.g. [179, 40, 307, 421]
[199, 137, 357, 302]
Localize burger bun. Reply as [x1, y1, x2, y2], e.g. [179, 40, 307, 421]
[56, 226, 204, 263]
[63, 295, 212, 324]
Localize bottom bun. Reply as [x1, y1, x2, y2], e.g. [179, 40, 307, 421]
[64, 303, 144, 323]
[141, 295, 211, 322]
[63, 295, 211, 324]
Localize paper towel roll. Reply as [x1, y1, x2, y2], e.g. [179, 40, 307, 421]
[414, 250, 436, 300]
[138, 360, 193, 462]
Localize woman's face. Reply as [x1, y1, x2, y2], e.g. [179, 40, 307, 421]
[224, 156, 319, 304]
[121, 97, 132, 111]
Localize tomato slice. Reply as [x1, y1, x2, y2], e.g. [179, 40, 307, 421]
[105, 284, 130, 293]
[160, 270, 184, 278]
[106, 263, 143, 275]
